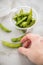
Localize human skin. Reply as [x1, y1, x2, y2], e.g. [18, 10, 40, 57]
[18, 33, 43, 65]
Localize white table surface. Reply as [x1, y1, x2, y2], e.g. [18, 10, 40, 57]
[0, 0, 43, 65]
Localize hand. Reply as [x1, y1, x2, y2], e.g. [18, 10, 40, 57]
[18, 33, 43, 65]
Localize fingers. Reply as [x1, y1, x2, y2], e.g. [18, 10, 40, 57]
[21, 33, 40, 44]
[20, 33, 35, 48]
[21, 34, 31, 48]
[40, 37, 43, 43]
[23, 40, 31, 48]
[18, 47, 28, 56]
[21, 33, 34, 43]
[21, 35, 28, 43]
[21, 33, 35, 48]
[21, 33, 41, 48]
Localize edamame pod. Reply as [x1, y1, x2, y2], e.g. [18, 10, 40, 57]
[0, 24, 11, 33]
[0, 24, 1, 28]
[29, 9, 32, 16]
[11, 36, 23, 42]
[27, 15, 32, 24]
[19, 9, 24, 15]
[30, 19, 35, 26]
[27, 19, 35, 27]
[17, 17, 21, 22]
[16, 17, 27, 25]
[2, 41, 22, 48]
[13, 16, 17, 21]
[20, 22, 28, 28]
[27, 9, 32, 24]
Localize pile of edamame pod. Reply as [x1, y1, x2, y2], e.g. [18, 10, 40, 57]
[0, 23, 23, 48]
[13, 9, 36, 28]
[0, 8, 36, 48]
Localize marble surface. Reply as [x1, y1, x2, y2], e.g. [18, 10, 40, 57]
[0, 0, 43, 65]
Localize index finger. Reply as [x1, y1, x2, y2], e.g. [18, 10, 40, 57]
[21, 35, 28, 43]
[21, 33, 32, 43]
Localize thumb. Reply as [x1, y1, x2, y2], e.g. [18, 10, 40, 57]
[18, 47, 28, 56]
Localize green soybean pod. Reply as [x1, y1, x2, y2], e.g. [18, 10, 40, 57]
[17, 17, 21, 22]
[29, 9, 32, 16]
[27, 9, 32, 24]
[19, 9, 24, 14]
[13, 9, 24, 21]
[16, 16, 27, 25]
[22, 13, 29, 16]
[13, 13, 20, 22]
[27, 15, 32, 24]
[19, 9, 29, 17]
[2, 41, 22, 48]
[13, 16, 17, 21]
[0, 23, 1, 28]
[11, 36, 23, 42]
[27, 19, 36, 27]
[14, 13, 29, 18]
[13, 14, 21, 22]
[19, 9, 24, 18]
[0, 24, 11, 33]
[20, 22, 28, 28]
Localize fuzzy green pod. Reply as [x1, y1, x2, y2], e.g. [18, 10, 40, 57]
[19, 9, 29, 17]
[20, 22, 28, 28]
[13, 9, 24, 21]
[27, 15, 32, 24]
[16, 16, 27, 25]
[27, 19, 36, 27]
[0, 24, 11, 33]
[2, 41, 22, 48]
[13, 16, 17, 21]
[29, 19, 35, 26]
[19, 9, 24, 15]
[11, 36, 23, 42]
[27, 9, 32, 24]
[0, 24, 1, 28]
[29, 8, 32, 17]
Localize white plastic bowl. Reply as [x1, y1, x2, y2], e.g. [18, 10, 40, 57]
[10, 6, 38, 32]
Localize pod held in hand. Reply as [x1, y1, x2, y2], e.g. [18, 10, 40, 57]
[11, 36, 23, 42]
[2, 41, 22, 48]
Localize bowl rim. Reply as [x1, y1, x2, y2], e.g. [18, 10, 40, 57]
[11, 6, 38, 30]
